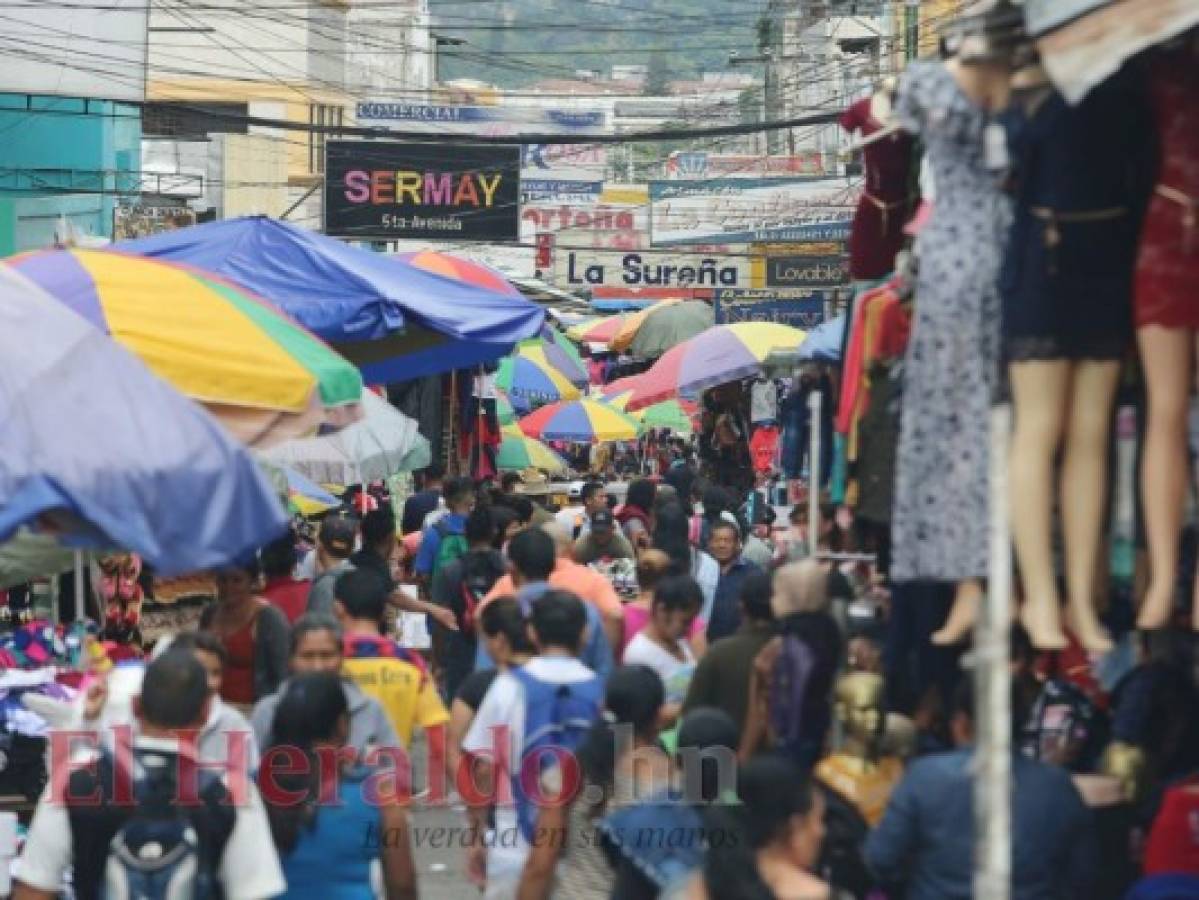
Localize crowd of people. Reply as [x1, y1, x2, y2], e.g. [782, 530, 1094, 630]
[10, 461, 1199, 900]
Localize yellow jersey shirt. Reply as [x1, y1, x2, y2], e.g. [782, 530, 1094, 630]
[342, 635, 449, 747]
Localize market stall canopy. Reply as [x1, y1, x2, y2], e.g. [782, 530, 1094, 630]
[497, 352, 583, 408]
[606, 393, 697, 434]
[3, 248, 364, 449]
[497, 427, 570, 475]
[610, 299, 716, 357]
[259, 389, 430, 485]
[519, 399, 642, 443]
[118, 216, 545, 381]
[627, 323, 807, 411]
[568, 314, 628, 346]
[1027, 0, 1198, 103]
[0, 267, 288, 576]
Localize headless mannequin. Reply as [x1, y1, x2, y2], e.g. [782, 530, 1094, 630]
[814, 672, 902, 826]
[924, 55, 1013, 647]
[1135, 32, 1199, 633]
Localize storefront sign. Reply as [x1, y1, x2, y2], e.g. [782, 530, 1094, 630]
[714, 288, 827, 328]
[665, 151, 825, 179]
[552, 249, 749, 290]
[751, 241, 846, 256]
[521, 180, 604, 203]
[649, 177, 856, 246]
[324, 141, 521, 241]
[112, 204, 197, 241]
[522, 206, 647, 250]
[765, 255, 849, 288]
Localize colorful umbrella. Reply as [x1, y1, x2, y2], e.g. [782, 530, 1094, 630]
[543, 324, 586, 369]
[260, 389, 429, 485]
[627, 323, 807, 411]
[4, 248, 364, 448]
[0, 265, 288, 575]
[519, 399, 642, 443]
[569, 314, 627, 346]
[497, 353, 582, 406]
[516, 337, 587, 387]
[610, 299, 714, 357]
[283, 467, 341, 517]
[599, 374, 646, 398]
[497, 390, 518, 425]
[497, 431, 570, 475]
[605, 392, 695, 435]
[399, 249, 522, 297]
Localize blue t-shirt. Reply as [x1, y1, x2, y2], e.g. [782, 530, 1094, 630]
[474, 582, 613, 681]
[414, 513, 467, 575]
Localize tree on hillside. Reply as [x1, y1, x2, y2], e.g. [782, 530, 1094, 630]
[645, 51, 670, 96]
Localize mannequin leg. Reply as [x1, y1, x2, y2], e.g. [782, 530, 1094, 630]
[1135, 327, 1192, 630]
[1009, 361, 1071, 649]
[931, 578, 982, 646]
[1060, 361, 1121, 653]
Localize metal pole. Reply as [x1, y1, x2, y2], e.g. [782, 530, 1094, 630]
[807, 388, 822, 556]
[975, 402, 1012, 900]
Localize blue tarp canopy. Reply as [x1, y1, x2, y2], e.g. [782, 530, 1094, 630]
[0, 268, 288, 576]
[798, 313, 846, 362]
[119, 216, 545, 382]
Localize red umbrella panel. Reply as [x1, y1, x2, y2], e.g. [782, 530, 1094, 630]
[398, 250, 521, 297]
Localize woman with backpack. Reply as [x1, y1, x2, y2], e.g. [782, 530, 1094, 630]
[740, 560, 843, 767]
[263, 671, 418, 900]
[518, 664, 672, 900]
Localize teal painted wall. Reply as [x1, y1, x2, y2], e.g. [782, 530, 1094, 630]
[0, 94, 141, 255]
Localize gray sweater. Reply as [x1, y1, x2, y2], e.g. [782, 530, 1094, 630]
[199, 600, 290, 703]
[250, 678, 402, 756]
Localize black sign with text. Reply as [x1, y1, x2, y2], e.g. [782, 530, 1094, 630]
[765, 255, 849, 288]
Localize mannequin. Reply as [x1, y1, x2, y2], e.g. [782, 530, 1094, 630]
[1132, 31, 1199, 632]
[888, 1, 1020, 646]
[814, 672, 903, 826]
[840, 76, 916, 283]
[1100, 741, 1149, 807]
[1001, 45, 1155, 651]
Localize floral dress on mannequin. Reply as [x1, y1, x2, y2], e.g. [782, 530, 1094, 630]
[889, 61, 1012, 582]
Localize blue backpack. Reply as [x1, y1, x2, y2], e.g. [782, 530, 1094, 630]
[509, 666, 603, 842]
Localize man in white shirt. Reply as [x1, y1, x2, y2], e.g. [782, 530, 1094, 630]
[462, 591, 600, 900]
[554, 481, 607, 541]
[13, 650, 286, 900]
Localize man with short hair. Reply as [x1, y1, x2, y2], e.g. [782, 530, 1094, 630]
[250, 613, 400, 756]
[13, 652, 286, 900]
[415, 476, 477, 583]
[306, 512, 359, 615]
[334, 569, 450, 748]
[474, 528, 614, 681]
[865, 681, 1098, 899]
[353, 506, 457, 630]
[705, 519, 763, 642]
[682, 570, 775, 734]
[555, 480, 607, 540]
[573, 509, 635, 565]
[463, 590, 600, 899]
[402, 463, 445, 535]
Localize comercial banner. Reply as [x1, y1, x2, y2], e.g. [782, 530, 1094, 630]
[324, 141, 521, 242]
[551, 248, 750, 293]
[665, 152, 825, 179]
[649, 177, 856, 246]
[714, 288, 828, 329]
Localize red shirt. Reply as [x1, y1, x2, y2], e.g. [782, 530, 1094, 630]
[261, 576, 310, 624]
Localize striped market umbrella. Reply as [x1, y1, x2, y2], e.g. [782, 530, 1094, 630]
[4, 249, 363, 448]
[516, 336, 587, 387]
[610, 299, 714, 357]
[497, 390, 518, 425]
[568, 314, 628, 346]
[519, 399, 642, 443]
[399, 249, 521, 297]
[497, 426, 570, 475]
[497, 352, 583, 406]
[627, 323, 806, 411]
[605, 392, 696, 435]
[283, 467, 341, 517]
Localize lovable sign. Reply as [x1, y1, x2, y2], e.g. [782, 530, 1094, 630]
[324, 141, 521, 241]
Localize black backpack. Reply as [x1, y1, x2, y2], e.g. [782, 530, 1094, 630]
[67, 748, 236, 900]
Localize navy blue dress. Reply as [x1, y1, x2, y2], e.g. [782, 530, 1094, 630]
[999, 66, 1156, 362]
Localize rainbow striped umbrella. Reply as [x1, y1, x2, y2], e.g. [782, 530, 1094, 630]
[497, 390, 518, 425]
[497, 426, 569, 475]
[284, 467, 341, 517]
[568, 314, 627, 346]
[627, 323, 806, 411]
[4, 249, 363, 447]
[606, 393, 695, 435]
[497, 351, 582, 406]
[519, 399, 642, 443]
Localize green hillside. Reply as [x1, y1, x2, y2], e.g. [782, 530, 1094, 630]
[430, 0, 761, 89]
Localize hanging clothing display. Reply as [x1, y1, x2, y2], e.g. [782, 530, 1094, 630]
[841, 97, 918, 280]
[1135, 41, 1199, 330]
[749, 425, 780, 475]
[750, 377, 779, 425]
[854, 361, 902, 527]
[890, 61, 1011, 583]
[1000, 66, 1154, 361]
[458, 371, 500, 479]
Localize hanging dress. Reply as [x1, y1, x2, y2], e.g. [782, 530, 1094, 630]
[890, 62, 1011, 582]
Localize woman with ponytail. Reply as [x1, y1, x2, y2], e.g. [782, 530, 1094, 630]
[517, 664, 671, 900]
[263, 671, 417, 899]
[698, 754, 830, 900]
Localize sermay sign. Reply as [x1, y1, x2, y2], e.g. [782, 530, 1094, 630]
[324, 141, 521, 242]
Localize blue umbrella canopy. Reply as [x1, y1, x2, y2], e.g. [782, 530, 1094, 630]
[118, 216, 545, 381]
[0, 267, 288, 575]
[798, 313, 847, 362]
